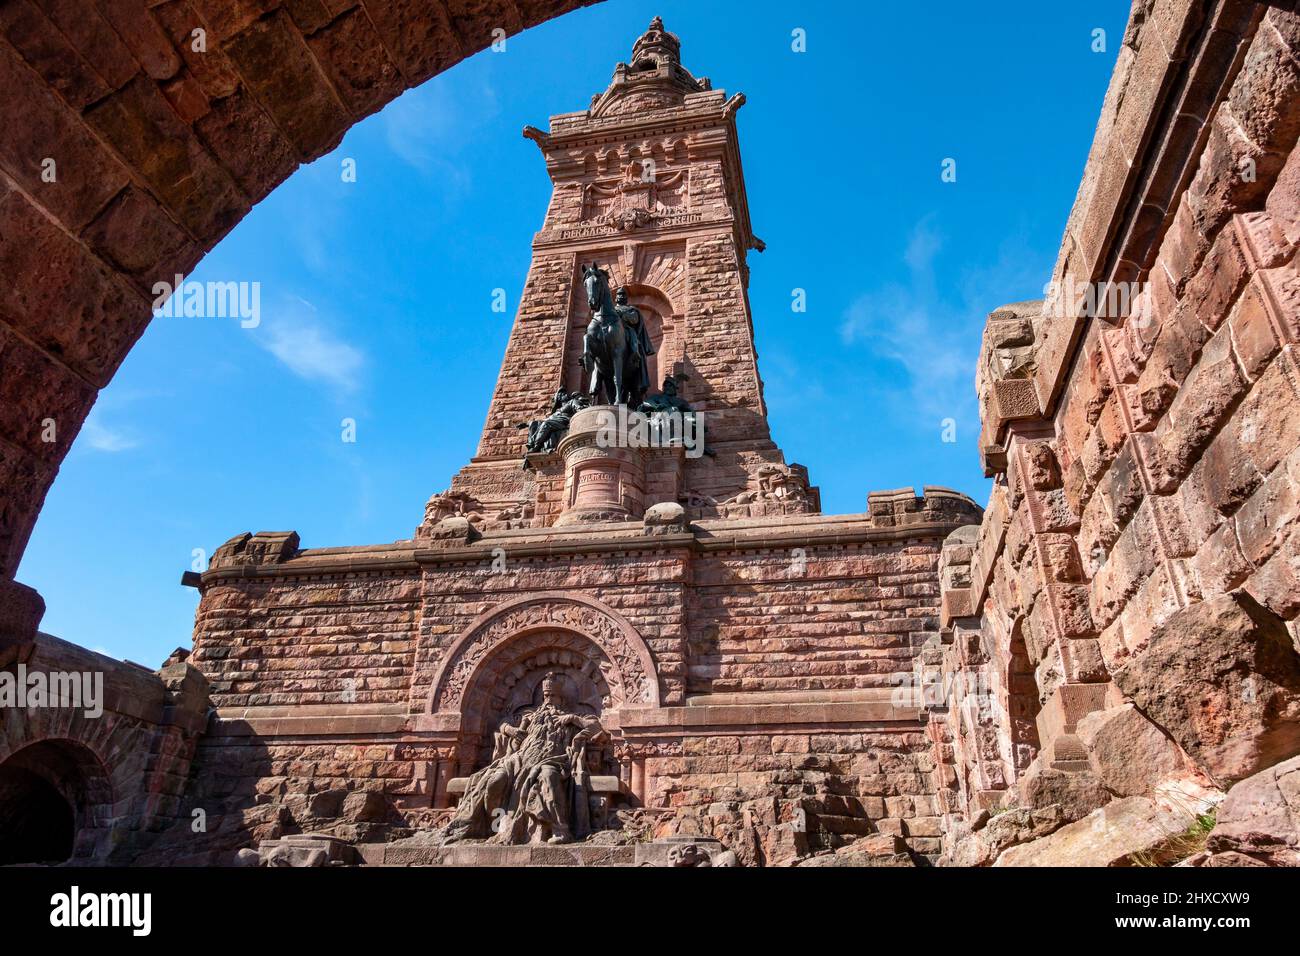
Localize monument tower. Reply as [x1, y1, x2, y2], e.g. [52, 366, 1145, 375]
[3, 0, 1292, 871]
[178, 19, 982, 866]
[448, 15, 805, 521]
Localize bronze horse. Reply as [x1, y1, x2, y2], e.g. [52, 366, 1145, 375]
[580, 263, 639, 406]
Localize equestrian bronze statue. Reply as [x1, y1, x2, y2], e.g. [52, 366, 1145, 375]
[580, 264, 655, 407]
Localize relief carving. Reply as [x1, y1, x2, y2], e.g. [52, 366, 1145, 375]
[429, 595, 659, 714]
[716, 463, 817, 518]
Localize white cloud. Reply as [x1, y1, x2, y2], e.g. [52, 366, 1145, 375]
[382, 77, 498, 182]
[839, 219, 976, 421]
[81, 411, 140, 453]
[839, 219, 1048, 428]
[255, 297, 365, 395]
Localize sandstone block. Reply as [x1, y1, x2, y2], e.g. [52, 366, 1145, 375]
[796, 831, 914, 867]
[223, 12, 351, 159]
[995, 795, 1201, 867]
[1076, 703, 1187, 797]
[1113, 592, 1300, 786]
[1188, 109, 1282, 239]
[1015, 760, 1109, 821]
[944, 804, 1067, 867]
[305, 7, 406, 118]
[1205, 753, 1300, 866]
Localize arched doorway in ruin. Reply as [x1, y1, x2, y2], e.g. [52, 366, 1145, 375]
[0, 739, 114, 865]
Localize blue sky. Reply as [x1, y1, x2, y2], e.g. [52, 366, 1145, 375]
[18, 0, 1132, 666]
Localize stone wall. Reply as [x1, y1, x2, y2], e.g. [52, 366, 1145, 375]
[194, 540, 951, 710]
[0, 620, 210, 863]
[686, 539, 941, 696]
[170, 488, 980, 864]
[933, 0, 1300, 866]
[193, 575, 422, 709]
[640, 724, 941, 863]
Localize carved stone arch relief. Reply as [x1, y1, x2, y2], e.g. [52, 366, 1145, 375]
[427, 593, 660, 721]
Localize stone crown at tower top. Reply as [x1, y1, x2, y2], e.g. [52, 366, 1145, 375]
[630, 16, 680, 70]
[587, 16, 712, 119]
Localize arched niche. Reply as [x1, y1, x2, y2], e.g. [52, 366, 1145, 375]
[427, 592, 659, 723]
[563, 279, 682, 399]
[0, 738, 115, 864]
[621, 283, 681, 391]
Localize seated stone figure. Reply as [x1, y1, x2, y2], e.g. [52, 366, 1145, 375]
[442, 673, 606, 845]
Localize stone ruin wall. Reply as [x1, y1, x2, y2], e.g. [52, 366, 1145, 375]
[0, 626, 209, 864]
[927, 0, 1300, 866]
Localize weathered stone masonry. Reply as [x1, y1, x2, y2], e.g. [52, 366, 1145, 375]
[929, 0, 1300, 866]
[155, 21, 986, 865]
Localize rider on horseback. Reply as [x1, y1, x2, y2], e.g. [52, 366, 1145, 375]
[615, 286, 655, 408]
[580, 264, 657, 408]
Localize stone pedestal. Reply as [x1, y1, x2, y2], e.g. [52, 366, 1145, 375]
[555, 406, 647, 526]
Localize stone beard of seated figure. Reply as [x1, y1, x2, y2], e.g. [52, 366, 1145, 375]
[442, 672, 607, 846]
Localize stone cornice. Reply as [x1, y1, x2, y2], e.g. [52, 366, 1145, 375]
[210, 695, 924, 741]
[540, 94, 733, 148]
[195, 512, 977, 587]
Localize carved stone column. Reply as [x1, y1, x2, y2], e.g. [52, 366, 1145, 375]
[554, 405, 648, 525]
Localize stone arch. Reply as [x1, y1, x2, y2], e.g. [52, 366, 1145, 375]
[427, 592, 660, 721]
[457, 630, 620, 770]
[0, 0, 602, 581]
[0, 737, 115, 864]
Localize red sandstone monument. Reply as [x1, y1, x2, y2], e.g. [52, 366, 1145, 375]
[179, 17, 983, 866]
[1, 3, 1299, 872]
